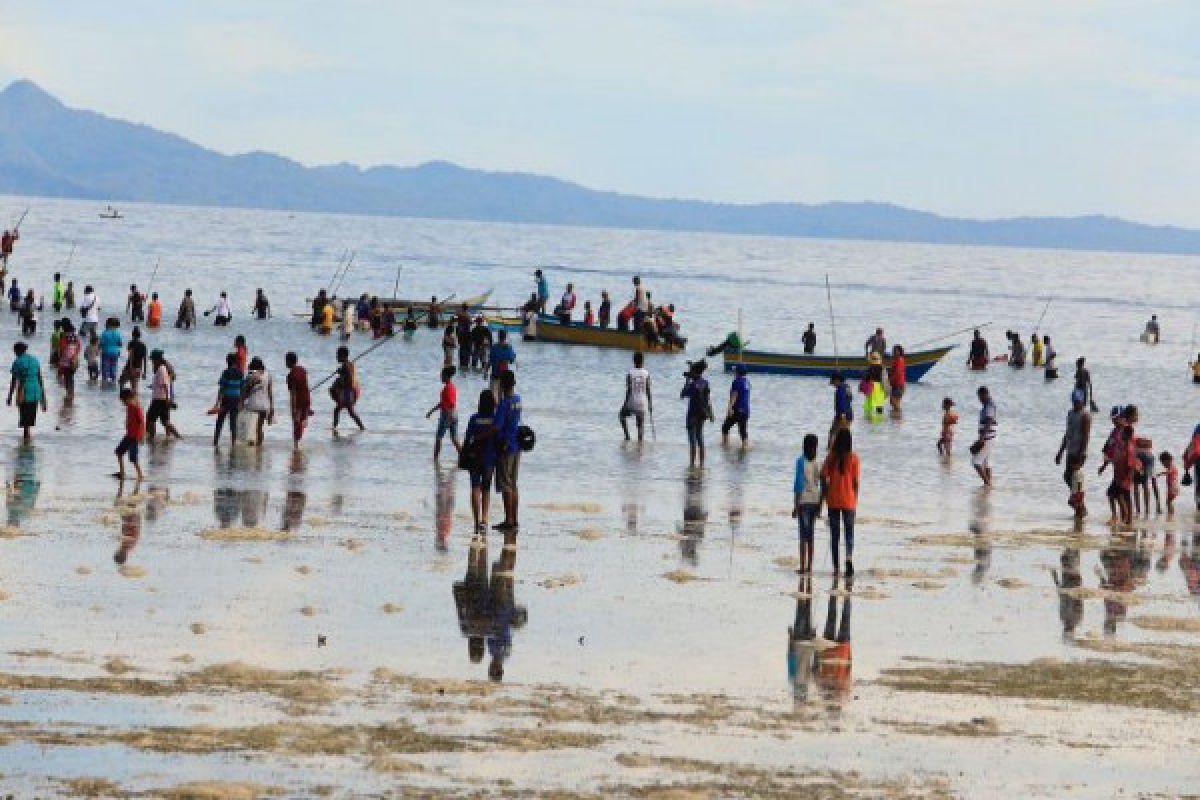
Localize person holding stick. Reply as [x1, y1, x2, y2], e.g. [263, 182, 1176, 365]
[331, 345, 365, 432]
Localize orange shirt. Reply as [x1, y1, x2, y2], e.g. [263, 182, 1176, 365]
[821, 452, 861, 511]
[147, 300, 162, 327]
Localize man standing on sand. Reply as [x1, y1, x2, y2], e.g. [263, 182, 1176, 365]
[493, 371, 522, 532]
[285, 352, 311, 450]
[1056, 389, 1091, 516]
[7, 342, 46, 443]
[971, 386, 996, 486]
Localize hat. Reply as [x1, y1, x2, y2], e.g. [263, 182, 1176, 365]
[150, 348, 164, 360]
[867, 352, 883, 366]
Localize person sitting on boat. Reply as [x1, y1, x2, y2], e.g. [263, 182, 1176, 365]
[642, 305, 661, 346]
[598, 291, 612, 329]
[864, 328, 887, 357]
[555, 283, 577, 324]
[1143, 315, 1160, 343]
[583, 301, 595, 326]
[379, 305, 396, 338]
[659, 305, 685, 349]
[310, 290, 329, 330]
[707, 330, 745, 358]
[616, 301, 636, 332]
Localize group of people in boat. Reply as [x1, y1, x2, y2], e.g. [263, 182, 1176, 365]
[524, 270, 685, 348]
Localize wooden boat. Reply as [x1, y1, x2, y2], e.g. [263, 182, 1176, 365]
[296, 289, 494, 320]
[485, 315, 524, 333]
[723, 345, 955, 382]
[525, 315, 685, 353]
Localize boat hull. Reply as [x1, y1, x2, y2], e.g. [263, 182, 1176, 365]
[526, 316, 685, 353]
[723, 345, 955, 382]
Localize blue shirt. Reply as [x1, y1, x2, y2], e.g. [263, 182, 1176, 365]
[731, 376, 750, 415]
[219, 367, 244, 399]
[10, 353, 41, 404]
[537, 276, 549, 300]
[490, 343, 516, 373]
[834, 383, 853, 419]
[682, 377, 710, 420]
[99, 328, 122, 358]
[494, 394, 522, 453]
[793, 456, 809, 495]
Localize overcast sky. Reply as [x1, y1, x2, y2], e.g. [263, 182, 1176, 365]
[4, 1, 1199, 225]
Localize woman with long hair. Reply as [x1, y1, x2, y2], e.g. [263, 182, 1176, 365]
[821, 428, 861, 576]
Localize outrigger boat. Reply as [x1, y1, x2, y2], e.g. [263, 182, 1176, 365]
[722, 345, 954, 381]
[297, 289, 495, 320]
[516, 315, 685, 353]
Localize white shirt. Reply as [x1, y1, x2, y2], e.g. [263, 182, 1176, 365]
[243, 369, 271, 413]
[625, 367, 650, 412]
[634, 284, 648, 312]
[81, 291, 99, 323]
[152, 364, 171, 401]
[215, 297, 232, 318]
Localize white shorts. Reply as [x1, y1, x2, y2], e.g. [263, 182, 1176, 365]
[972, 440, 993, 468]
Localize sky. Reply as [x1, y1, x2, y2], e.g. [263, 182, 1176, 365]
[3, 1, 1200, 225]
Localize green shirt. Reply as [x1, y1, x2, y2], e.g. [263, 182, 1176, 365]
[52, 282, 65, 305]
[11, 353, 42, 405]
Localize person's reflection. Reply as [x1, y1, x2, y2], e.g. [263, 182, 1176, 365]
[1099, 536, 1135, 635]
[241, 489, 268, 528]
[1157, 532, 1177, 574]
[144, 485, 169, 526]
[213, 487, 239, 529]
[968, 488, 993, 584]
[435, 467, 455, 551]
[787, 573, 816, 705]
[113, 481, 142, 569]
[619, 446, 643, 536]
[282, 451, 307, 532]
[1180, 525, 1200, 600]
[815, 575, 853, 702]
[451, 529, 527, 682]
[6, 445, 40, 527]
[1052, 546, 1083, 639]
[727, 472, 744, 543]
[679, 470, 708, 565]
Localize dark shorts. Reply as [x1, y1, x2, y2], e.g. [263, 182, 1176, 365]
[470, 465, 495, 491]
[891, 384, 906, 399]
[220, 396, 240, 413]
[147, 398, 171, 427]
[496, 452, 520, 493]
[115, 435, 139, 463]
[17, 402, 36, 427]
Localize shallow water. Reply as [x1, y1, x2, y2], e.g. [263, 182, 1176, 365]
[0, 195, 1198, 796]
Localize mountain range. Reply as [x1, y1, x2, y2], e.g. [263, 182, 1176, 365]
[2, 79, 1198, 255]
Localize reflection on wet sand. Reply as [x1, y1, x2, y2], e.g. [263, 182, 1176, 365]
[435, 467, 455, 551]
[968, 488, 992, 584]
[1053, 546, 1083, 639]
[452, 530, 527, 682]
[679, 469, 708, 565]
[789, 574, 854, 707]
[113, 482, 142, 568]
[6, 445, 39, 527]
[213, 488, 269, 529]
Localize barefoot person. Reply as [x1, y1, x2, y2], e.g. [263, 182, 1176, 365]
[680, 360, 712, 468]
[426, 366, 461, 461]
[146, 349, 181, 441]
[619, 352, 652, 442]
[721, 364, 750, 447]
[115, 387, 145, 482]
[821, 428, 860, 576]
[242, 357, 274, 447]
[792, 433, 821, 574]
[462, 389, 499, 534]
[212, 353, 244, 449]
[971, 386, 996, 486]
[493, 371, 522, 531]
[331, 346, 365, 432]
[285, 352, 311, 450]
[937, 397, 958, 455]
[6, 342, 46, 443]
[1055, 390, 1091, 517]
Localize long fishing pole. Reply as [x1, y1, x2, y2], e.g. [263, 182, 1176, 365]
[145, 257, 161, 294]
[391, 265, 402, 301]
[1033, 298, 1052, 333]
[331, 251, 356, 297]
[325, 249, 349, 293]
[825, 274, 839, 368]
[61, 242, 77, 272]
[910, 321, 993, 350]
[13, 208, 29, 231]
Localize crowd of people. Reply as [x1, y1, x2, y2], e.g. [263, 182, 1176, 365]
[523, 271, 685, 348]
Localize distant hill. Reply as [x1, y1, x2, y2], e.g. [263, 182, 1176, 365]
[2, 79, 1200, 255]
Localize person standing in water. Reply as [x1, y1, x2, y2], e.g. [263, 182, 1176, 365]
[1055, 390, 1092, 517]
[888, 345, 907, 412]
[1144, 315, 1161, 343]
[241, 357, 274, 447]
[968, 330, 989, 370]
[971, 386, 996, 486]
[1074, 357, 1097, 412]
[802, 323, 817, 355]
[821, 428, 860, 576]
[680, 360, 712, 468]
[426, 366, 461, 461]
[792, 433, 821, 574]
[64, 281, 75, 311]
[146, 293, 163, 329]
[212, 353, 244, 449]
[493, 371, 522, 531]
[863, 328, 886, 357]
[126, 285, 145, 323]
[176, 289, 196, 330]
[114, 387, 145, 483]
[284, 352, 311, 450]
[829, 372, 853, 446]
[210, 292, 232, 326]
[1031, 333, 1045, 367]
[534, 269, 549, 314]
[721, 364, 750, 447]
[619, 352, 652, 442]
[253, 289, 271, 320]
[1043, 336, 1058, 380]
[6, 342, 46, 443]
[937, 398, 958, 455]
[332, 345, 365, 432]
[51, 273, 65, 313]
[58, 321, 81, 404]
[462, 389, 499, 534]
[146, 349, 181, 441]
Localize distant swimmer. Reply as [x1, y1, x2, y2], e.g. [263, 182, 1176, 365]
[1142, 315, 1161, 344]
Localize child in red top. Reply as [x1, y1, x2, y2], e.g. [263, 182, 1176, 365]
[115, 387, 145, 482]
[425, 366, 461, 461]
[1159, 451, 1179, 516]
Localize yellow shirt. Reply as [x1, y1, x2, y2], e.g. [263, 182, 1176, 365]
[321, 304, 334, 332]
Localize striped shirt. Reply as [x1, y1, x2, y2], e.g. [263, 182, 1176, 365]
[979, 399, 997, 440]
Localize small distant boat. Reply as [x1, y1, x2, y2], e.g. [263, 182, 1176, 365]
[524, 315, 685, 353]
[98, 205, 122, 219]
[485, 315, 524, 333]
[723, 345, 955, 381]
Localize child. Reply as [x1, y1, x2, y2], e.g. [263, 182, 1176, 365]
[115, 387, 145, 482]
[425, 366, 461, 461]
[937, 397, 958, 455]
[1133, 435, 1160, 516]
[86, 332, 100, 382]
[791, 433, 821, 573]
[1067, 457, 1087, 519]
[1159, 451, 1179, 516]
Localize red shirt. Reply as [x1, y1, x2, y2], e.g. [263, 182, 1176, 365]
[126, 403, 146, 442]
[822, 452, 861, 511]
[236, 345, 248, 375]
[287, 365, 311, 411]
[889, 355, 907, 388]
[440, 381, 458, 414]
